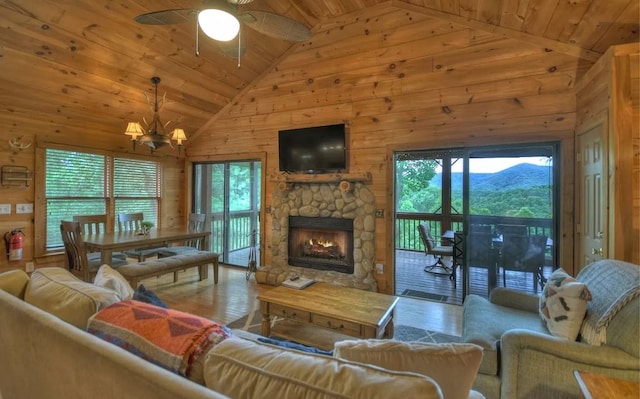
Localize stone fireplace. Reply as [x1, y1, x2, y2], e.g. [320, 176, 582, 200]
[256, 181, 377, 291]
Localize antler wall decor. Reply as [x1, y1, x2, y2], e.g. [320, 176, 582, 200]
[8, 136, 32, 152]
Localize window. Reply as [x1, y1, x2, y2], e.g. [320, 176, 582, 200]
[43, 148, 160, 250]
[113, 157, 160, 231]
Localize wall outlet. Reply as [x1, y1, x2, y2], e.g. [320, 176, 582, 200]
[26, 262, 34, 272]
[16, 203, 33, 214]
[0, 204, 10, 214]
[375, 209, 384, 218]
[376, 263, 384, 274]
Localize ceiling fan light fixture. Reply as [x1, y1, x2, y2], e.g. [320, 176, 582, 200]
[198, 9, 240, 41]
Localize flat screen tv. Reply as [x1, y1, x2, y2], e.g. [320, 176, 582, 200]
[278, 123, 347, 173]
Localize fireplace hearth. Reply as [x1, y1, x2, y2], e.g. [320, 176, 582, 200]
[288, 216, 354, 273]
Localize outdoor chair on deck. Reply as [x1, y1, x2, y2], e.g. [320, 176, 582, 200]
[417, 223, 454, 281]
[501, 233, 548, 292]
[73, 214, 127, 267]
[495, 224, 528, 277]
[60, 220, 126, 282]
[496, 224, 528, 236]
[117, 212, 165, 262]
[466, 224, 498, 295]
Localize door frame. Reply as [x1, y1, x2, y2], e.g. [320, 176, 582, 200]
[186, 151, 267, 267]
[575, 114, 609, 272]
[392, 143, 559, 299]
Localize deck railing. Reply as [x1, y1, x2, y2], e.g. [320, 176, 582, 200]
[209, 210, 259, 254]
[397, 212, 553, 254]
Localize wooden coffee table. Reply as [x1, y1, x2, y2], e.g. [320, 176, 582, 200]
[257, 282, 399, 350]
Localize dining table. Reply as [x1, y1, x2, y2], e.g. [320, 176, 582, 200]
[82, 227, 211, 266]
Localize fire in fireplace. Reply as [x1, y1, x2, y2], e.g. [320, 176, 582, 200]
[288, 216, 354, 274]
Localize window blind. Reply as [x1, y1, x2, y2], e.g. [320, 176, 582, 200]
[44, 149, 160, 249]
[114, 157, 159, 230]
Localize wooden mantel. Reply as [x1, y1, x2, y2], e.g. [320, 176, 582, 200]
[270, 172, 372, 185]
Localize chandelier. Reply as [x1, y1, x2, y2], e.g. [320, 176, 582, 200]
[124, 77, 187, 154]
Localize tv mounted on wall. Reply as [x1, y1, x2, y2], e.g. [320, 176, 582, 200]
[278, 123, 347, 174]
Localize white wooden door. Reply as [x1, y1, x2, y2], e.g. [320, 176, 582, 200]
[578, 122, 607, 269]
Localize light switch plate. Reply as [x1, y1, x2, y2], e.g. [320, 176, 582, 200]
[16, 203, 33, 214]
[0, 204, 10, 214]
[376, 263, 384, 274]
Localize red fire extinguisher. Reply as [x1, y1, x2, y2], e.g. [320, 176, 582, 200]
[4, 229, 24, 262]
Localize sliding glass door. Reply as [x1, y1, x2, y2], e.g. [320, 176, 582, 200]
[193, 160, 261, 267]
[464, 145, 556, 297]
[394, 143, 558, 304]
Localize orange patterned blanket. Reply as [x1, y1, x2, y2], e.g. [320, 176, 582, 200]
[87, 300, 231, 378]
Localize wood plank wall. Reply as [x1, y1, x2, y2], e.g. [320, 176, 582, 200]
[576, 43, 640, 265]
[187, 4, 593, 292]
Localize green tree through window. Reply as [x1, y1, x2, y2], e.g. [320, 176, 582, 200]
[44, 148, 160, 249]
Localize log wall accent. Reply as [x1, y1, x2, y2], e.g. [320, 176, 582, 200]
[187, 5, 592, 292]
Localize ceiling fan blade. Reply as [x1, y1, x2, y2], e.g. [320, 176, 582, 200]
[228, 0, 255, 4]
[135, 9, 197, 25]
[240, 10, 311, 42]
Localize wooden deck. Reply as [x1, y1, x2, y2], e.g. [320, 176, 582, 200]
[396, 249, 552, 306]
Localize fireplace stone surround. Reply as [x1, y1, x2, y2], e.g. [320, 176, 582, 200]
[255, 181, 378, 291]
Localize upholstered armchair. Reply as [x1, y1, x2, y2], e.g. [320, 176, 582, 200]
[462, 259, 639, 399]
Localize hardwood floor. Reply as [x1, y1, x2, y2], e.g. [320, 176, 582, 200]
[141, 264, 463, 336]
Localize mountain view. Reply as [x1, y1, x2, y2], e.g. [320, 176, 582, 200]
[396, 162, 553, 219]
[430, 163, 552, 191]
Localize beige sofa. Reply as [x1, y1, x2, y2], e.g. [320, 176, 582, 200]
[0, 267, 484, 399]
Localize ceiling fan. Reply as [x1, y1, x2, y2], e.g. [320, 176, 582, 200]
[134, 0, 311, 65]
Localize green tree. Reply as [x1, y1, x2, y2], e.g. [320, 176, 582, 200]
[395, 159, 438, 212]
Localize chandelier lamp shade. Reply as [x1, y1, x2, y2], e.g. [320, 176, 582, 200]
[124, 76, 187, 155]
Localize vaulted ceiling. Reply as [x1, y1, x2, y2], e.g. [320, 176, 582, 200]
[1, 0, 638, 152]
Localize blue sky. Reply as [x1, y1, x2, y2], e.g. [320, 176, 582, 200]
[446, 157, 552, 173]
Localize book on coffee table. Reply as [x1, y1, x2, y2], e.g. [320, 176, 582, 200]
[282, 276, 315, 289]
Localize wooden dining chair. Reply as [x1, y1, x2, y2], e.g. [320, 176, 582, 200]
[117, 212, 144, 232]
[73, 214, 127, 266]
[157, 213, 207, 256]
[117, 213, 165, 262]
[60, 220, 126, 282]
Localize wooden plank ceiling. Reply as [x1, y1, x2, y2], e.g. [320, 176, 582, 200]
[0, 0, 637, 151]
